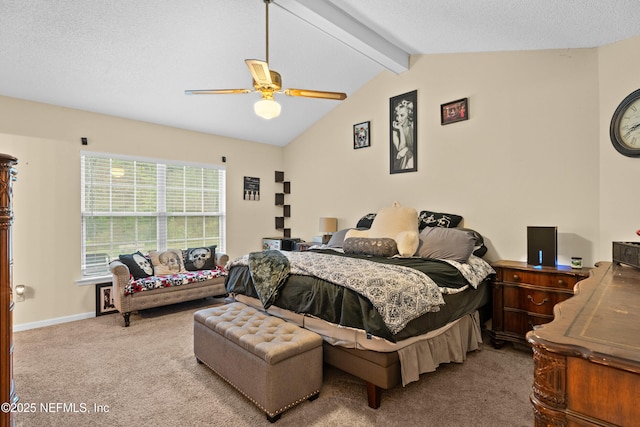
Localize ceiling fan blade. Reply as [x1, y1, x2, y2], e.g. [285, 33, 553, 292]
[283, 88, 347, 100]
[245, 59, 273, 86]
[184, 88, 252, 95]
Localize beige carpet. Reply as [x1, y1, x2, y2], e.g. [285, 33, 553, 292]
[13, 298, 534, 426]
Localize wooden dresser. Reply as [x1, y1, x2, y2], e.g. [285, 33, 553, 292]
[0, 154, 17, 427]
[490, 260, 591, 348]
[527, 262, 640, 426]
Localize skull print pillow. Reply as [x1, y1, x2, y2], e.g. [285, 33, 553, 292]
[119, 251, 154, 279]
[183, 245, 217, 271]
[149, 249, 187, 276]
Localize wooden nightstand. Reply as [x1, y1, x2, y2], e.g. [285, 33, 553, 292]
[489, 260, 591, 348]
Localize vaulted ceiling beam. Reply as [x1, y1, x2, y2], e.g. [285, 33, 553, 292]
[273, 0, 409, 74]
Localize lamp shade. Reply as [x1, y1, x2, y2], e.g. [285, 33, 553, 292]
[319, 217, 337, 233]
[254, 98, 281, 119]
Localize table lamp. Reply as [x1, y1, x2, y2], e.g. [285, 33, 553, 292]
[319, 217, 337, 244]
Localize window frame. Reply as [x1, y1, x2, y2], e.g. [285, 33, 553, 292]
[80, 151, 226, 277]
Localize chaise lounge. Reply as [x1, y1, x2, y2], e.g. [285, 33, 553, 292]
[109, 249, 229, 326]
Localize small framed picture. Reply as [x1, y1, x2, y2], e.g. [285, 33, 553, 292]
[243, 176, 260, 201]
[441, 98, 468, 125]
[96, 283, 117, 316]
[353, 121, 370, 149]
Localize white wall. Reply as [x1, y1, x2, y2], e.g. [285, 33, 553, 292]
[285, 48, 602, 266]
[0, 97, 283, 327]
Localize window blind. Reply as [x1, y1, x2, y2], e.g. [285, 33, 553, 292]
[81, 152, 225, 276]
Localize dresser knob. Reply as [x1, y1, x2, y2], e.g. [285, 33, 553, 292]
[558, 279, 565, 286]
[513, 274, 520, 281]
[528, 295, 549, 306]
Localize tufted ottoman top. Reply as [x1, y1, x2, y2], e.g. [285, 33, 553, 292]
[194, 302, 322, 365]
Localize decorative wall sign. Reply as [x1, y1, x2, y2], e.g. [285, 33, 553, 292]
[243, 176, 260, 201]
[441, 97, 468, 125]
[353, 121, 370, 149]
[390, 90, 417, 174]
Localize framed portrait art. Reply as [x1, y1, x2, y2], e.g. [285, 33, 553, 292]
[353, 121, 370, 149]
[389, 90, 417, 174]
[95, 282, 117, 316]
[441, 98, 468, 125]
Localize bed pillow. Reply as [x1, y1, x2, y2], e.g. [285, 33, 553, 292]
[418, 210, 463, 230]
[183, 245, 216, 271]
[327, 228, 354, 248]
[343, 237, 398, 257]
[119, 251, 154, 279]
[355, 213, 376, 229]
[149, 249, 187, 275]
[458, 228, 488, 257]
[415, 227, 475, 262]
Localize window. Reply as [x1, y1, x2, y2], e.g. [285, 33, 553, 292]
[81, 152, 225, 276]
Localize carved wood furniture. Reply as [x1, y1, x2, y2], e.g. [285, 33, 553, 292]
[0, 153, 18, 427]
[527, 262, 640, 426]
[490, 260, 590, 348]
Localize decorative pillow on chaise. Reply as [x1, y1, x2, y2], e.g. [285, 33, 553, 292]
[415, 227, 476, 262]
[149, 249, 187, 275]
[418, 210, 463, 229]
[183, 245, 217, 270]
[118, 251, 154, 279]
[343, 237, 398, 257]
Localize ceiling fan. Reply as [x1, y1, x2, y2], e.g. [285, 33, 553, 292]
[184, 0, 347, 119]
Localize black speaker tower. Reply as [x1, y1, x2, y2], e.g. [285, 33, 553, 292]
[527, 226, 557, 267]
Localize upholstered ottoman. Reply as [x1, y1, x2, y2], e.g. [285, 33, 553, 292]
[194, 302, 323, 422]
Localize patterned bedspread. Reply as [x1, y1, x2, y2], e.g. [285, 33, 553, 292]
[230, 251, 450, 335]
[226, 249, 495, 340]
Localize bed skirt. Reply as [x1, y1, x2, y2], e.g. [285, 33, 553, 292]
[231, 294, 482, 387]
[397, 311, 482, 385]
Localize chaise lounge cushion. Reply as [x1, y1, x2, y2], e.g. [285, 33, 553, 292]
[125, 267, 227, 295]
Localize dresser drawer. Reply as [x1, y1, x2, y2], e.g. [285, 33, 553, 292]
[502, 284, 573, 315]
[501, 268, 579, 290]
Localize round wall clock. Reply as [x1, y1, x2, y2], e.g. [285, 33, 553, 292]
[610, 88, 640, 157]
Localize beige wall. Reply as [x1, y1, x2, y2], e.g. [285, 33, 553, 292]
[0, 97, 283, 327]
[285, 48, 602, 265]
[598, 36, 640, 260]
[3, 35, 640, 329]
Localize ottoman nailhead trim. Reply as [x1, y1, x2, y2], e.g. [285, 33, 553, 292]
[197, 357, 320, 418]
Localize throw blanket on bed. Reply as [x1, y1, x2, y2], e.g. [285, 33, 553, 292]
[248, 250, 291, 308]
[229, 251, 445, 335]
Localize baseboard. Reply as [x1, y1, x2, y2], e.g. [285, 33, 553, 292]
[13, 311, 96, 332]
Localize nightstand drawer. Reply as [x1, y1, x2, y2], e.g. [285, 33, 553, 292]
[501, 268, 578, 290]
[503, 285, 573, 315]
[489, 260, 591, 348]
[503, 311, 552, 338]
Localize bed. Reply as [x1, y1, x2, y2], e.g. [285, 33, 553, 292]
[224, 211, 495, 408]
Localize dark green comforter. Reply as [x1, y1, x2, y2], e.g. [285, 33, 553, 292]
[225, 249, 491, 342]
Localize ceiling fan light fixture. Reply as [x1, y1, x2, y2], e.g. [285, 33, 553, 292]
[254, 98, 281, 119]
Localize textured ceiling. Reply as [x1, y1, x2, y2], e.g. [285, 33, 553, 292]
[1, 0, 639, 146]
